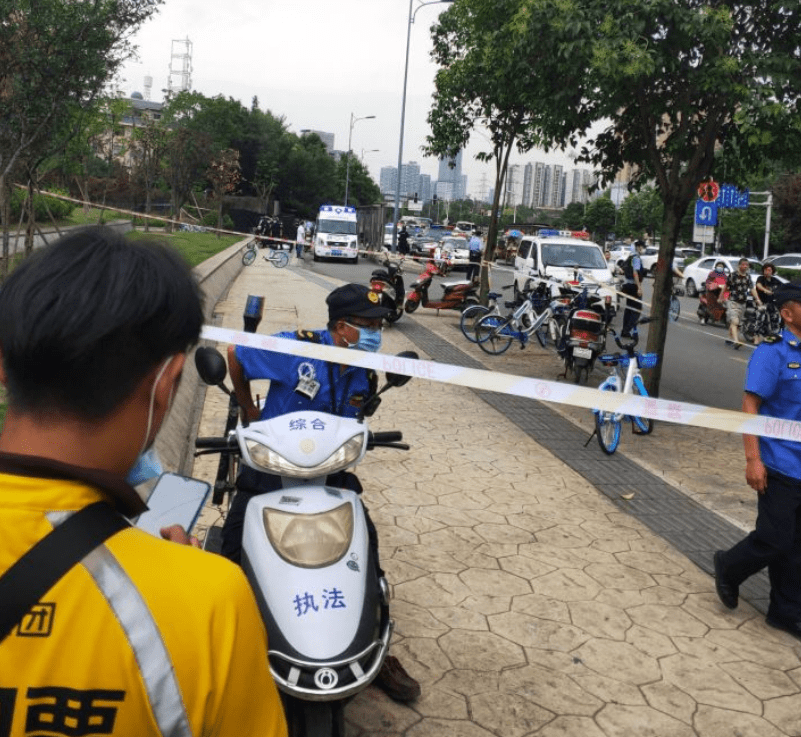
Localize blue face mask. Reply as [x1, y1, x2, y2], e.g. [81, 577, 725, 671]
[346, 323, 383, 352]
[126, 447, 163, 486]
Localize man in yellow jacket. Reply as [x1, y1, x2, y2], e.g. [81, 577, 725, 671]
[0, 227, 286, 737]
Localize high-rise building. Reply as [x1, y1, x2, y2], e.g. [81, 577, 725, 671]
[550, 165, 563, 208]
[532, 162, 547, 208]
[438, 150, 467, 201]
[400, 161, 421, 198]
[379, 167, 397, 196]
[418, 174, 432, 203]
[522, 163, 533, 208]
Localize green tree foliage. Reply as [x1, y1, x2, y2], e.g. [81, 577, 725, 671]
[428, 0, 801, 393]
[0, 0, 163, 274]
[560, 202, 587, 231]
[617, 187, 663, 242]
[424, 0, 587, 299]
[584, 196, 616, 244]
[773, 172, 801, 252]
[161, 93, 381, 219]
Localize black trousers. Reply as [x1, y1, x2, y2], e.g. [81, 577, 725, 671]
[621, 282, 641, 334]
[719, 469, 801, 622]
[221, 467, 384, 577]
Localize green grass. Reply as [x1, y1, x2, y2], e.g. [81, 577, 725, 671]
[125, 229, 241, 267]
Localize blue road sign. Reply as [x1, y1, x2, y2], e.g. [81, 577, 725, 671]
[695, 199, 718, 226]
[719, 184, 750, 209]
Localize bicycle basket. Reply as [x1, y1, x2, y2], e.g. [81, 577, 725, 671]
[638, 353, 659, 368]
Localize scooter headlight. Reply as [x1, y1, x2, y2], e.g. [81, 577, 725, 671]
[264, 503, 354, 568]
[245, 435, 365, 478]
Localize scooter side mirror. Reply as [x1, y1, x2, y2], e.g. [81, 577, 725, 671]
[195, 346, 228, 386]
[385, 350, 419, 388]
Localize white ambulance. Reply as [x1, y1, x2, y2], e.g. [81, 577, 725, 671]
[313, 205, 359, 263]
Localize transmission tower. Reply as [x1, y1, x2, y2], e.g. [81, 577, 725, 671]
[168, 38, 193, 96]
[478, 173, 489, 203]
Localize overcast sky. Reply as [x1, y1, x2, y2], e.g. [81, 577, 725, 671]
[119, 0, 579, 199]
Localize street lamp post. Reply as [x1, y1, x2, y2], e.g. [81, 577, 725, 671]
[344, 113, 375, 206]
[361, 148, 379, 162]
[391, 0, 454, 251]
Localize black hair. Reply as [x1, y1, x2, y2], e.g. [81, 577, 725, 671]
[0, 226, 204, 420]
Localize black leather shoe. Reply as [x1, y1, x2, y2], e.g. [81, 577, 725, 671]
[766, 615, 801, 640]
[373, 655, 421, 702]
[713, 551, 738, 609]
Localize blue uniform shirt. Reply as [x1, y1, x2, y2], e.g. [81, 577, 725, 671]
[235, 329, 374, 420]
[745, 328, 801, 478]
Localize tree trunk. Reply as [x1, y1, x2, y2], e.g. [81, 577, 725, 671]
[479, 142, 513, 303]
[25, 178, 35, 257]
[0, 175, 9, 280]
[643, 200, 683, 396]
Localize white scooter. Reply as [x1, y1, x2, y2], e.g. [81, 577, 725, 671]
[192, 346, 416, 737]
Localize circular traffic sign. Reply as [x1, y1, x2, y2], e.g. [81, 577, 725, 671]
[698, 180, 720, 203]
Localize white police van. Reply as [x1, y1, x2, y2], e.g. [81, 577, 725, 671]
[513, 229, 618, 308]
[314, 205, 359, 263]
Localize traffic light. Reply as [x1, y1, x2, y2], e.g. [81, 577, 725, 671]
[414, 192, 418, 203]
[433, 193, 438, 202]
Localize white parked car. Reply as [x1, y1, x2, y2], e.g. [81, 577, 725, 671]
[514, 231, 619, 308]
[764, 253, 801, 272]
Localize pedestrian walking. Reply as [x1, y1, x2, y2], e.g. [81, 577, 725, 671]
[295, 221, 305, 260]
[724, 257, 758, 348]
[714, 283, 801, 638]
[397, 225, 410, 255]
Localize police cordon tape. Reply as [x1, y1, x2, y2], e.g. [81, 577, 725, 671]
[200, 324, 801, 444]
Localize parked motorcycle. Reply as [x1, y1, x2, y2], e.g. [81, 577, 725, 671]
[193, 347, 418, 737]
[369, 257, 405, 324]
[556, 284, 610, 384]
[404, 258, 479, 314]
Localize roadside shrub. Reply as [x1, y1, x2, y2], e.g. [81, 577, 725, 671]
[10, 187, 74, 222]
[201, 210, 234, 231]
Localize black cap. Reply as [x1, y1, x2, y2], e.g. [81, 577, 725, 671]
[774, 283, 801, 308]
[326, 283, 391, 322]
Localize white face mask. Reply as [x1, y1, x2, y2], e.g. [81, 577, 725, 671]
[137, 355, 178, 458]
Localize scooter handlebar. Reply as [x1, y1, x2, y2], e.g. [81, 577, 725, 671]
[369, 431, 403, 444]
[195, 436, 237, 450]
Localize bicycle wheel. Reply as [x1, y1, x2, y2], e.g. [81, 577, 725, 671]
[475, 314, 514, 355]
[460, 305, 490, 343]
[595, 384, 621, 455]
[631, 375, 654, 434]
[242, 248, 257, 266]
[271, 251, 289, 268]
[669, 295, 680, 322]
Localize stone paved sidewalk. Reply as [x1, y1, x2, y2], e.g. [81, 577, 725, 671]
[192, 256, 801, 737]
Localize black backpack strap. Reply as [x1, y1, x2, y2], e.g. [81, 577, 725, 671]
[0, 502, 129, 643]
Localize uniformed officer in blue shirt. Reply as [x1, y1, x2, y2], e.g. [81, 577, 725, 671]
[221, 283, 421, 701]
[714, 283, 801, 637]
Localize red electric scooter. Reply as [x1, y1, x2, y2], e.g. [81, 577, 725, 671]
[404, 258, 479, 314]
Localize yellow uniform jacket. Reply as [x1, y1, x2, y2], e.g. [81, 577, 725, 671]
[0, 459, 286, 737]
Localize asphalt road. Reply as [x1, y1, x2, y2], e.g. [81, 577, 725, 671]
[305, 255, 748, 411]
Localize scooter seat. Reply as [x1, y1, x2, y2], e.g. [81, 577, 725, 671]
[441, 279, 471, 288]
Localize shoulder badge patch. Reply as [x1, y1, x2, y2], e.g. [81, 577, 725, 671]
[296, 329, 322, 343]
[789, 362, 801, 369]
